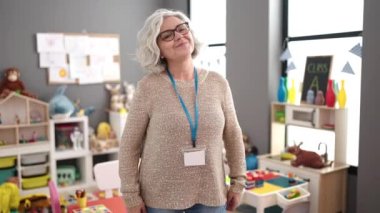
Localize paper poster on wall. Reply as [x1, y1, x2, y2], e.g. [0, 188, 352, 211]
[64, 35, 89, 55]
[37, 33, 65, 53]
[48, 66, 76, 84]
[88, 37, 119, 55]
[39, 53, 67, 68]
[77, 67, 104, 84]
[102, 62, 121, 82]
[36, 33, 121, 84]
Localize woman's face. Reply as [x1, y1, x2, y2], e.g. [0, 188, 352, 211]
[157, 16, 195, 63]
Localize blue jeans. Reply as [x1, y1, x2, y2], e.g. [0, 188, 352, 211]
[147, 204, 226, 213]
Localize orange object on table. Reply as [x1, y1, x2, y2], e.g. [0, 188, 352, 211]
[68, 196, 127, 213]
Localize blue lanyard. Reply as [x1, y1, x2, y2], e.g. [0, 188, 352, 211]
[166, 67, 199, 148]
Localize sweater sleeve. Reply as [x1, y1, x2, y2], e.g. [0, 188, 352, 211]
[118, 79, 150, 207]
[222, 80, 247, 193]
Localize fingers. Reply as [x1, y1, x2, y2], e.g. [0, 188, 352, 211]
[141, 205, 147, 213]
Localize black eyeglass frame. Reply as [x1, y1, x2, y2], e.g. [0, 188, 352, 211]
[157, 22, 190, 42]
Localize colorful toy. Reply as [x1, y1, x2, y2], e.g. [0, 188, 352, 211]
[49, 85, 75, 119]
[284, 189, 301, 199]
[73, 99, 95, 117]
[96, 122, 112, 140]
[70, 126, 84, 150]
[105, 84, 124, 112]
[18, 194, 50, 212]
[0, 182, 20, 213]
[57, 165, 77, 186]
[287, 142, 326, 169]
[0, 67, 36, 99]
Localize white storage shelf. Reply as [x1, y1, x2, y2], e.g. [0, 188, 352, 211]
[49, 116, 119, 194]
[50, 116, 93, 192]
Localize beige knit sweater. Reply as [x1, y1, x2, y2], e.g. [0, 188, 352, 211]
[118, 69, 246, 209]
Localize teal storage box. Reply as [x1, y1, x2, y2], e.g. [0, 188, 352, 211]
[0, 166, 17, 184]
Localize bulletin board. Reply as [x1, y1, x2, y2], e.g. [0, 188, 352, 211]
[36, 33, 121, 85]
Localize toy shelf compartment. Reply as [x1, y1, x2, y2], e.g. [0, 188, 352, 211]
[51, 117, 88, 152]
[56, 157, 87, 189]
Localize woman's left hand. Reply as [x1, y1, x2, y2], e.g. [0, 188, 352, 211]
[226, 190, 241, 211]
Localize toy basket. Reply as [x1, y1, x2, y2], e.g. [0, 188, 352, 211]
[0, 166, 17, 184]
[0, 156, 16, 169]
[21, 163, 49, 177]
[276, 187, 310, 208]
[21, 152, 49, 166]
[22, 174, 50, 189]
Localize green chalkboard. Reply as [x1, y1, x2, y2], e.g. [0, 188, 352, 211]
[301, 56, 333, 102]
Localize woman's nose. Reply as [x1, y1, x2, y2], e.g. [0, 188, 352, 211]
[173, 31, 184, 40]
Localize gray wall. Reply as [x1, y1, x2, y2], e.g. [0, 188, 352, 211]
[357, 0, 380, 212]
[0, 0, 185, 128]
[226, 0, 281, 155]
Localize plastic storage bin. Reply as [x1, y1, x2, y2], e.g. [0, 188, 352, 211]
[0, 166, 17, 184]
[276, 187, 310, 208]
[21, 152, 48, 166]
[0, 156, 16, 169]
[22, 174, 50, 189]
[21, 164, 49, 177]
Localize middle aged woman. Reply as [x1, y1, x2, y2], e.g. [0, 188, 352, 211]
[119, 8, 247, 213]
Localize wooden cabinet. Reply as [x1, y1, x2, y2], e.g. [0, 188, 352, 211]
[0, 92, 51, 195]
[259, 155, 348, 213]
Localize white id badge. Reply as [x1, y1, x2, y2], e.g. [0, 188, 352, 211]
[183, 146, 206, 167]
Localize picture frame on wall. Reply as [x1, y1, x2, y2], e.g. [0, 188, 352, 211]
[301, 55, 333, 103]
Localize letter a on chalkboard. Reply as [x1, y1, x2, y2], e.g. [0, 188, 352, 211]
[301, 56, 333, 103]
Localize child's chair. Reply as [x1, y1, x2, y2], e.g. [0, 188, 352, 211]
[93, 160, 121, 198]
[48, 180, 61, 213]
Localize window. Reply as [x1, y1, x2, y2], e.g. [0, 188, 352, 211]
[190, 0, 226, 77]
[284, 0, 363, 166]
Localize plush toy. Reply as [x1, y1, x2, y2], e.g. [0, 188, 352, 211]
[0, 67, 36, 98]
[287, 142, 325, 169]
[0, 182, 20, 213]
[105, 84, 125, 112]
[49, 85, 75, 119]
[97, 122, 112, 140]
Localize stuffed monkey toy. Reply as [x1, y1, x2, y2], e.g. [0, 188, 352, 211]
[0, 67, 36, 98]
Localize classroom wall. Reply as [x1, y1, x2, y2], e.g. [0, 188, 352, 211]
[0, 0, 186, 128]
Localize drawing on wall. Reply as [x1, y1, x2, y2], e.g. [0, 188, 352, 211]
[36, 33, 121, 85]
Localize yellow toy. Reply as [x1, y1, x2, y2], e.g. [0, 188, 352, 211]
[0, 182, 20, 213]
[96, 122, 112, 140]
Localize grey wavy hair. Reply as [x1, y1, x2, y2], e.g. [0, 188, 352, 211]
[136, 8, 203, 74]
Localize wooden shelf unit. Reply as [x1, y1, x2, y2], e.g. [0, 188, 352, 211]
[0, 92, 51, 195]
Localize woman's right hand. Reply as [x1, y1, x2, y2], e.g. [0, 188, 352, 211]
[128, 202, 147, 213]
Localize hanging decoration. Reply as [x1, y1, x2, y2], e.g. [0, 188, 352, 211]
[349, 43, 362, 58]
[286, 62, 296, 73]
[280, 47, 292, 61]
[341, 62, 355, 75]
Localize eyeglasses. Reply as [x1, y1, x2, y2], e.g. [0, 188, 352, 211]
[157, 22, 190, 42]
